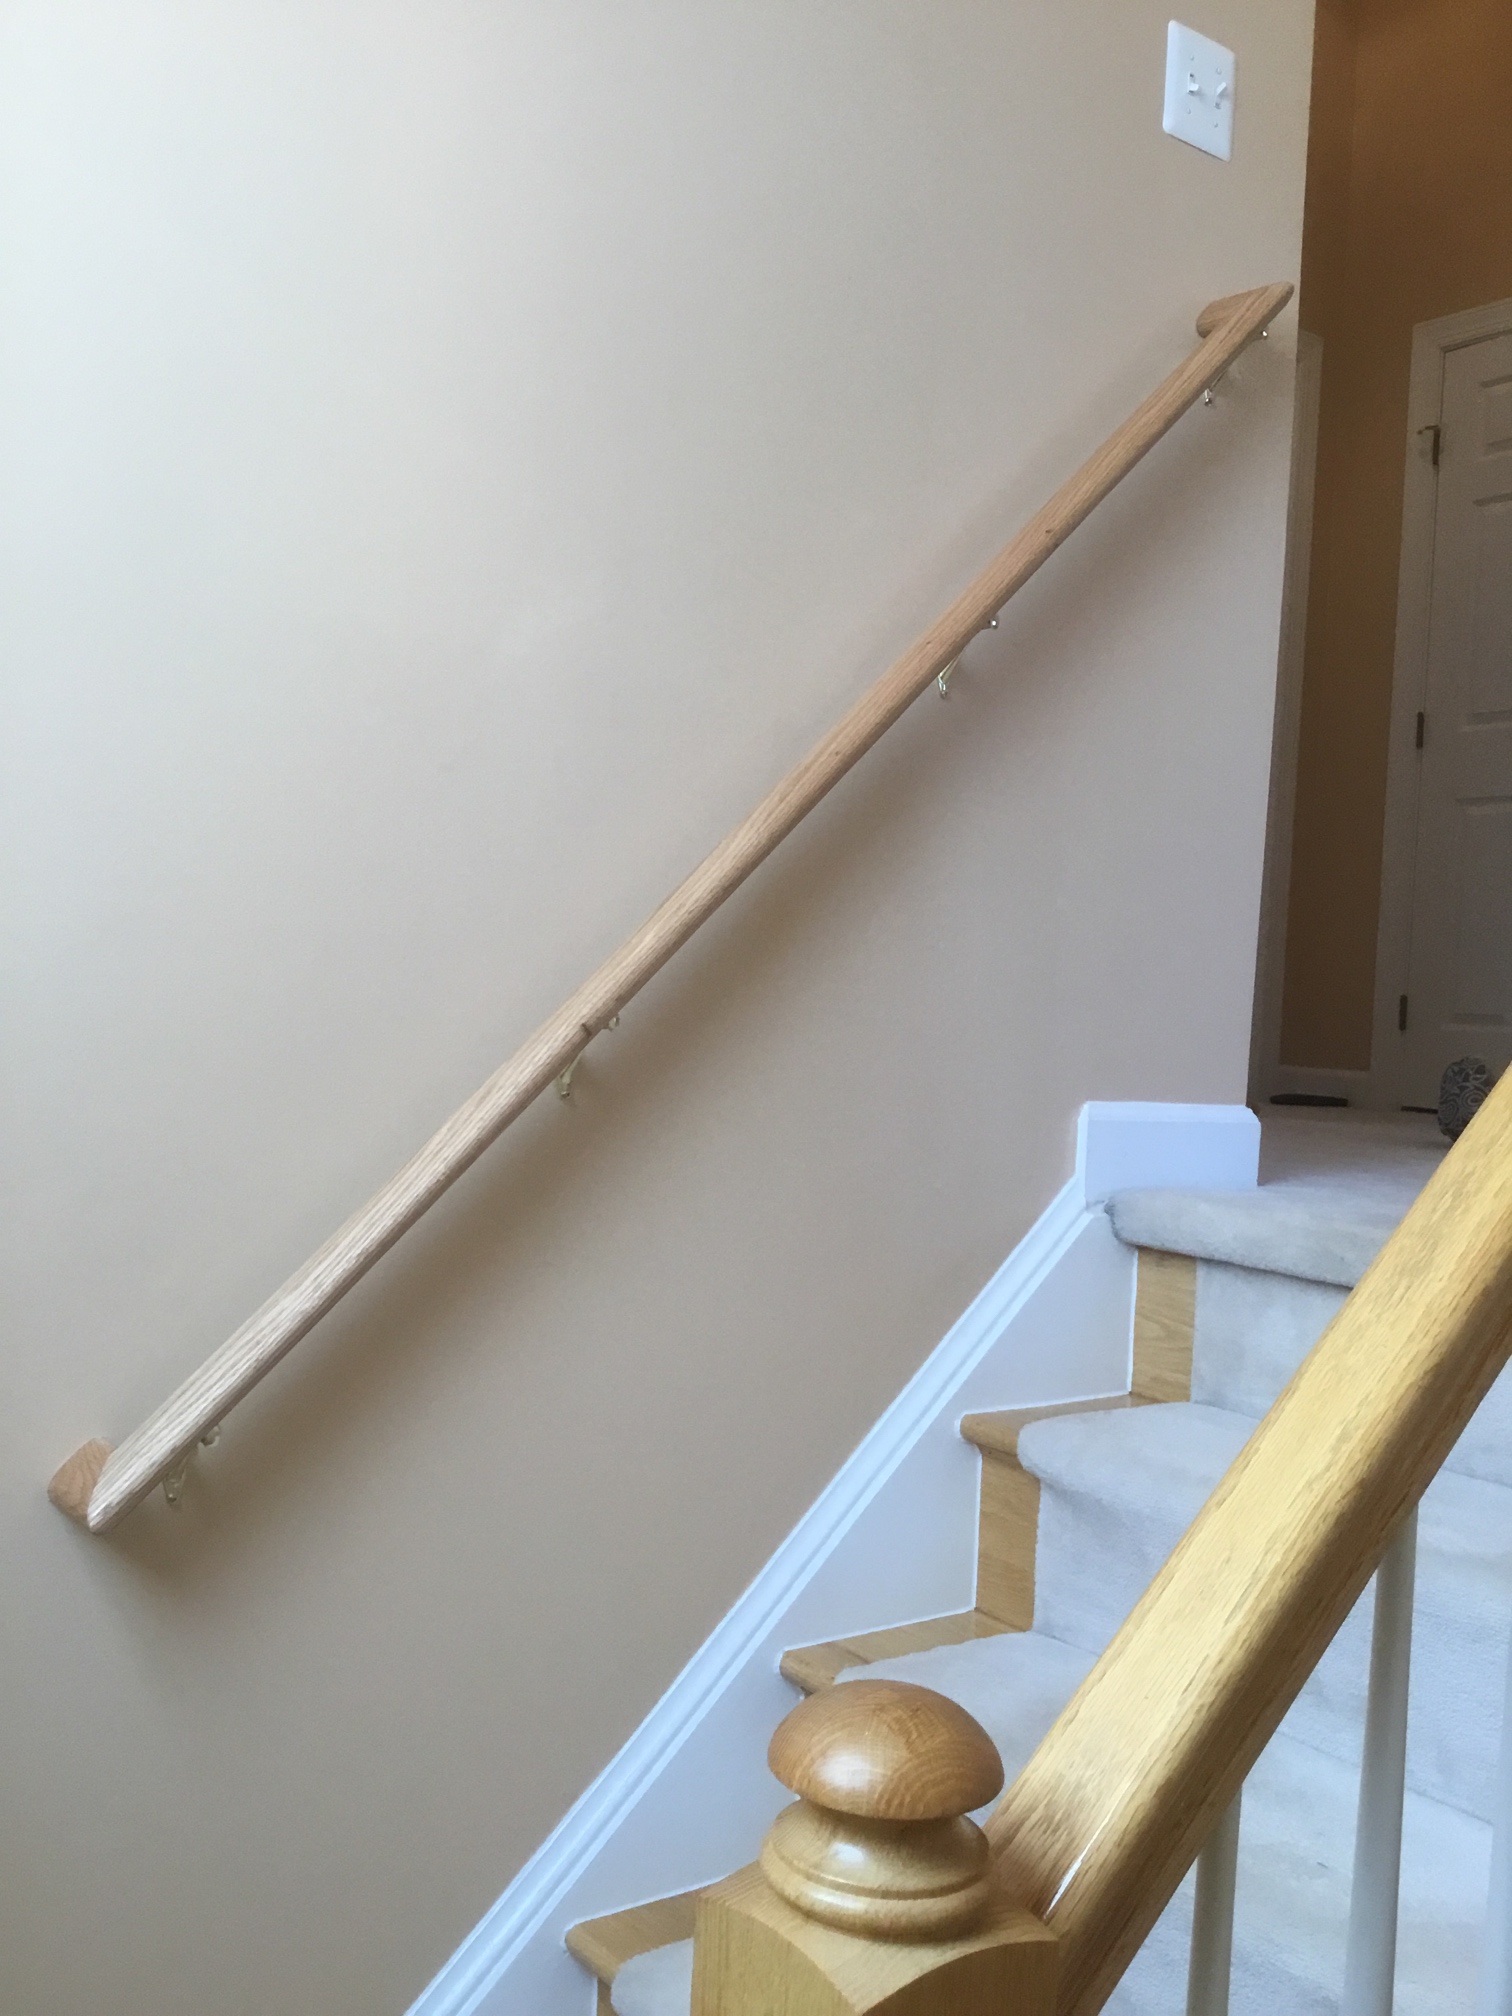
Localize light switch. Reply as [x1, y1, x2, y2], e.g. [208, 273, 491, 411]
[1163, 21, 1235, 161]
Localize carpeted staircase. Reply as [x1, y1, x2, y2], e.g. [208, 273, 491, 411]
[601, 1113, 1510, 2016]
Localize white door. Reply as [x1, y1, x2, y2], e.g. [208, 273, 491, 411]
[1401, 330, 1512, 1105]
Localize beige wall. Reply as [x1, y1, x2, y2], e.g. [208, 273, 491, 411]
[0, 5, 1309, 2011]
[1282, 0, 1512, 1068]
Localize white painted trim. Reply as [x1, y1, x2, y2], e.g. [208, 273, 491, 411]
[408, 1102, 1257, 2016]
[1370, 297, 1512, 1112]
[1077, 1101, 1260, 1202]
[411, 1179, 1090, 2016]
[1251, 328, 1324, 1107]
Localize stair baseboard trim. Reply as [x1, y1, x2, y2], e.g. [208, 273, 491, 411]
[1077, 1100, 1259, 1204]
[406, 1101, 1256, 2016]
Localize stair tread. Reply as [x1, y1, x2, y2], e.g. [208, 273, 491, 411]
[849, 1632, 1490, 2016]
[565, 1889, 701, 1988]
[607, 1634, 1490, 2016]
[779, 1609, 1007, 1692]
[1111, 1183, 1410, 1288]
[842, 1626, 1097, 1786]
[1019, 1399, 1253, 1520]
[585, 1114, 1495, 2016]
[1018, 1399, 1512, 1590]
[1019, 1400, 1512, 1821]
[959, 1392, 1136, 1458]
[1106, 1112, 1447, 1288]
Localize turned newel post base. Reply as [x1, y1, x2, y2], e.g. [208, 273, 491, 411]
[692, 1679, 1058, 2016]
[694, 1863, 1055, 2016]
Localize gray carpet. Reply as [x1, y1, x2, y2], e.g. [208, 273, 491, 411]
[1108, 1110, 1448, 1287]
[609, 1110, 1495, 2016]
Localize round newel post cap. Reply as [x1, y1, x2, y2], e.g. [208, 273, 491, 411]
[769, 1677, 1005, 1822]
[761, 1680, 1006, 1940]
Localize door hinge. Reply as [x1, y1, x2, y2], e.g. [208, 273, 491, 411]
[1415, 710, 1425, 751]
[1399, 993, 1409, 1032]
[1419, 423, 1442, 469]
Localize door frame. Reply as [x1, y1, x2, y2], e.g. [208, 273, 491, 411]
[1249, 329, 1325, 1105]
[1369, 294, 1512, 1110]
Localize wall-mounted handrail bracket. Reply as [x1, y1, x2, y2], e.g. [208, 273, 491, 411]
[48, 278, 1293, 1536]
[1202, 328, 1268, 408]
[937, 615, 999, 696]
[558, 1015, 619, 1098]
[160, 1424, 221, 1509]
[556, 1056, 584, 1100]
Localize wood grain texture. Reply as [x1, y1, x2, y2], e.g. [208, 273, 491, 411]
[761, 1681, 1005, 1938]
[692, 1862, 1057, 2016]
[974, 1451, 1041, 1632]
[964, 1399, 1138, 1630]
[566, 1888, 703, 1987]
[1130, 1250, 1196, 1404]
[985, 1069, 1512, 2016]
[770, 1680, 1003, 1822]
[46, 1439, 112, 1525]
[61, 282, 1291, 1534]
[783, 1398, 1143, 1688]
[781, 1613, 1008, 1695]
[959, 1394, 1136, 1460]
[1195, 289, 1271, 338]
[760, 1800, 997, 1943]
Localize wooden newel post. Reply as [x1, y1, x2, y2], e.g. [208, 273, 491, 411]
[692, 1680, 1058, 2016]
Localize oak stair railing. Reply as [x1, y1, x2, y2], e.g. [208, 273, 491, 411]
[689, 1070, 1512, 2016]
[47, 281, 1291, 1534]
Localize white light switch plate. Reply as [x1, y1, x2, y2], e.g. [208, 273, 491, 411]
[1163, 21, 1235, 161]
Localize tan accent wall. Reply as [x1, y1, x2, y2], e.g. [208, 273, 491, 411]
[0, 5, 1308, 2011]
[1281, 0, 1512, 1069]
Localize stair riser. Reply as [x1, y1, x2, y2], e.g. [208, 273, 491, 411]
[1107, 1731, 1489, 2016]
[1029, 1446, 1512, 1820]
[1192, 1260, 1512, 1491]
[1190, 1263, 1343, 1418]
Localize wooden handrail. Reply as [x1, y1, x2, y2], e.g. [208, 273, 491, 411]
[48, 281, 1292, 1534]
[982, 1068, 1512, 2016]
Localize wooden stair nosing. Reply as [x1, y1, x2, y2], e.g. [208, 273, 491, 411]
[779, 1607, 1008, 1694]
[958, 1390, 1138, 1460]
[569, 1257, 1197, 2006]
[783, 1394, 1155, 1696]
[566, 1887, 703, 1989]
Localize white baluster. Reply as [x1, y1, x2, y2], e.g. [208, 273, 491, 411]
[1186, 1789, 1243, 2016]
[1342, 1507, 1419, 2016]
[1475, 1609, 1512, 2016]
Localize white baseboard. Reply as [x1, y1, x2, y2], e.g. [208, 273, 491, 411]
[407, 1101, 1257, 2016]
